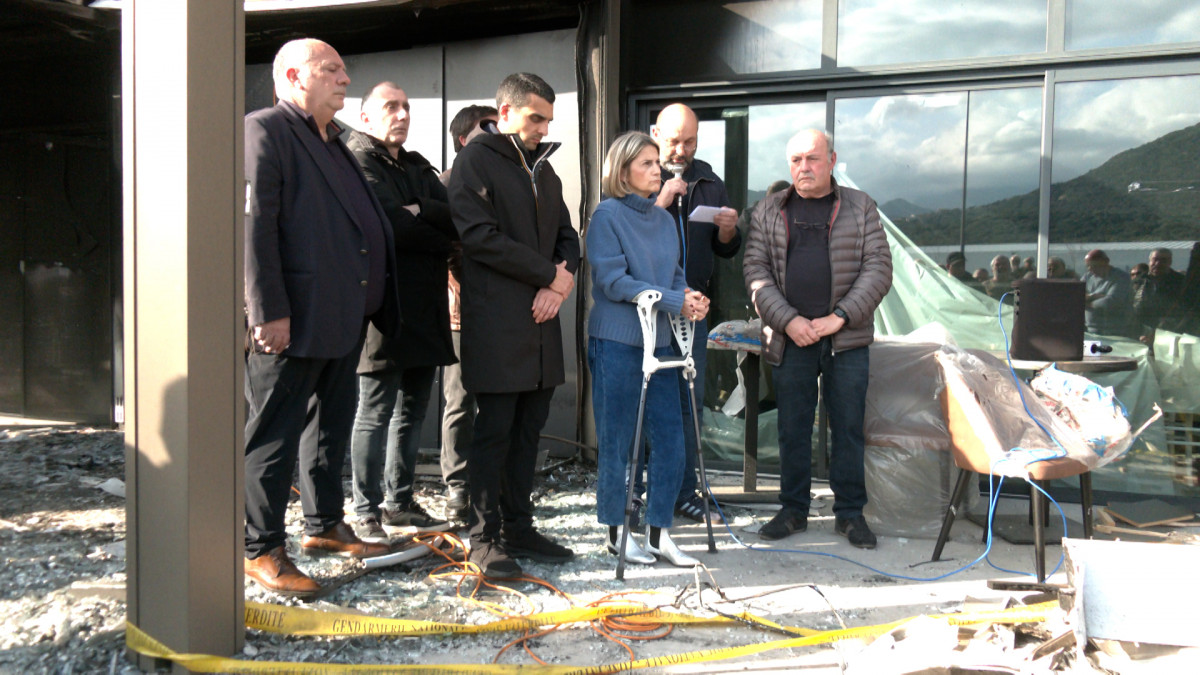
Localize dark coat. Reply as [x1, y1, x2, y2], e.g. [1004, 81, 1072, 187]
[345, 131, 457, 372]
[244, 102, 400, 359]
[656, 157, 742, 294]
[447, 130, 581, 393]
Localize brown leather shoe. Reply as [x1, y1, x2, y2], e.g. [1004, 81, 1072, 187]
[244, 547, 320, 597]
[301, 521, 391, 558]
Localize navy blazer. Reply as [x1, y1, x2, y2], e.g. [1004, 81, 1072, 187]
[244, 102, 401, 359]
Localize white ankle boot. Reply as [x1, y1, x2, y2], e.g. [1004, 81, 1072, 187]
[645, 528, 699, 567]
[606, 528, 655, 565]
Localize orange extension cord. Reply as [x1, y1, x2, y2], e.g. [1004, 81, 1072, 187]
[413, 531, 677, 666]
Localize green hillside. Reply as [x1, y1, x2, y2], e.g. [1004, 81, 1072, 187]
[892, 122, 1200, 245]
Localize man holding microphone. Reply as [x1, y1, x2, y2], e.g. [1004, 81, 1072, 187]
[649, 103, 740, 523]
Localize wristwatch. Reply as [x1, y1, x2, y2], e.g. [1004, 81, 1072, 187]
[832, 307, 849, 322]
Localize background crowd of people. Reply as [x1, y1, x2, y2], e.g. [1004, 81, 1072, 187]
[944, 244, 1200, 343]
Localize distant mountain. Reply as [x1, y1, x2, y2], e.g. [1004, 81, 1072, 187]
[896, 121, 1200, 246]
[880, 198, 934, 220]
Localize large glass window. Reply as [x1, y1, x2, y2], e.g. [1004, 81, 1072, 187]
[1050, 75, 1200, 278]
[624, 1, 1200, 509]
[833, 88, 1041, 281]
[1066, 0, 1200, 51]
[963, 88, 1043, 253]
[1051, 74, 1200, 498]
[834, 92, 968, 223]
[837, 0, 1046, 67]
[670, 102, 827, 466]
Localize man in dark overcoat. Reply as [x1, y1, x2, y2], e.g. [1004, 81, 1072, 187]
[447, 72, 580, 579]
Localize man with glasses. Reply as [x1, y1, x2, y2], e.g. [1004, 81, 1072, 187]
[242, 39, 395, 597]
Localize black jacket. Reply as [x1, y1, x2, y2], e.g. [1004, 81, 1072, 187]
[656, 157, 742, 294]
[346, 130, 457, 372]
[447, 129, 581, 393]
[244, 102, 400, 359]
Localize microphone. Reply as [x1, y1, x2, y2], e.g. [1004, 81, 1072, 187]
[665, 161, 685, 212]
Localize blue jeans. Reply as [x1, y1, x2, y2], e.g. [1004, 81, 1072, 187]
[773, 340, 869, 518]
[349, 366, 436, 517]
[590, 337, 685, 529]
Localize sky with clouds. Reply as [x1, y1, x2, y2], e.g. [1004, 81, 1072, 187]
[837, 0, 1047, 66]
[695, 72, 1199, 216]
[1066, 0, 1200, 50]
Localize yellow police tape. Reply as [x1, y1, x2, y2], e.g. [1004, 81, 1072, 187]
[126, 600, 1056, 674]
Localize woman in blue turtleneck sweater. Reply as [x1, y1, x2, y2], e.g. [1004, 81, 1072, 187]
[587, 131, 710, 567]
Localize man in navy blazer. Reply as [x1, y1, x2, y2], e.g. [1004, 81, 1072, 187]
[243, 38, 399, 596]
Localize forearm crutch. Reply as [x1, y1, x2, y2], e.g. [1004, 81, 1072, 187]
[616, 290, 716, 580]
[668, 309, 718, 555]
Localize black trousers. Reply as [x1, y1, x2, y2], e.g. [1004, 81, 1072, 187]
[243, 344, 361, 559]
[467, 387, 554, 545]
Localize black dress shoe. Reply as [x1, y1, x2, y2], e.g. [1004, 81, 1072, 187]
[445, 487, 470, 523]
[835, 515, 877, 549]
[382, 501, 448, 531]
[758, 508, 808, 541]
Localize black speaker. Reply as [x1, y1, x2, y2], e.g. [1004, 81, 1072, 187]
[1010, 278, 1085, 361]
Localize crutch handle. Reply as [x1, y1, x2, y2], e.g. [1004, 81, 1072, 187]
[633, 289, 697, 377]
[634, 290, 663, 377]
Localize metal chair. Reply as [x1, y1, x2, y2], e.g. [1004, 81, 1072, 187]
[930, 370, 1094, 582]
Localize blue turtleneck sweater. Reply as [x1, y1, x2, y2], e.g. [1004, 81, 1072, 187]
[586, 193, 687, 348]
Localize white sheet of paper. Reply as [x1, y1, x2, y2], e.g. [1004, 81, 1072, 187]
[687, 205, 723, 223]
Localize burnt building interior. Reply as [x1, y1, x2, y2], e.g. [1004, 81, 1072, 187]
[2, 1, 121, 424]
[0, 0, 581, 425]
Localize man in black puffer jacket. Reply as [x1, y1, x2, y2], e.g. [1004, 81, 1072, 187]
[346, 82, 457, 541]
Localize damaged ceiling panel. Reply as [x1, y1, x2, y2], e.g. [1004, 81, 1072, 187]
[0, 0, 581, 65]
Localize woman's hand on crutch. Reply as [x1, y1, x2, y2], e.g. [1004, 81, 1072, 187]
[682, 288, 710, 322]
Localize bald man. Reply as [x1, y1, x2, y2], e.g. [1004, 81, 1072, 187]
[243, 39, 396, 596]
[647, 103, 741, 523]
[744, 129, 892, 548]
[346, 82, 457, 539]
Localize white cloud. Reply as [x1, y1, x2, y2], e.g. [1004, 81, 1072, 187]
[1067, 0, 1200, 50]
[838, 0, 1046, 66]
[747, 102, 827, 189]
